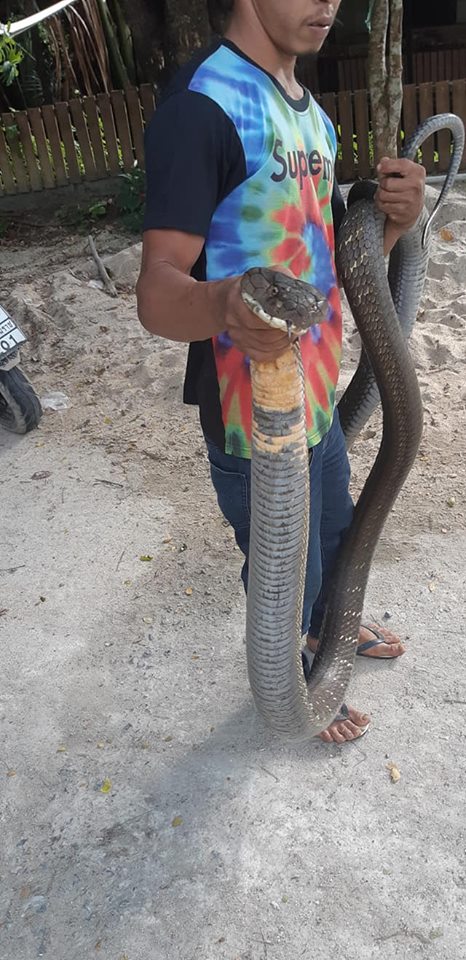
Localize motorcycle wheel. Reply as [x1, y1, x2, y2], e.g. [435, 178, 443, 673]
[0, 366, 43, 434]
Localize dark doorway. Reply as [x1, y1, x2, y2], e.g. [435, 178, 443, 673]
[404, 0, 457, 28]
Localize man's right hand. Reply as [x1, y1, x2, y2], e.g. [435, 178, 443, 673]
[217, 270, 294, 363]
[138, 228, 295, 359]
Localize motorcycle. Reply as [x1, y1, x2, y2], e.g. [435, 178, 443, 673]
[0, 303, 42, 433]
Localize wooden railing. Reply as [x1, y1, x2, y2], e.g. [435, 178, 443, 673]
[299, 46, 466, 94]
[0, 80, 465, 197]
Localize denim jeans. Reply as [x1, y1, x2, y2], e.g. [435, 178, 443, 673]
[205, 410, 354, 638]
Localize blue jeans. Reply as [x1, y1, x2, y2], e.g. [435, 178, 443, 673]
[205, 411, 354, 638]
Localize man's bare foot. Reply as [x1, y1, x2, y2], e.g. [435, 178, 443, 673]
[307, 622, 406, 659]
[319, 705, 370, 744]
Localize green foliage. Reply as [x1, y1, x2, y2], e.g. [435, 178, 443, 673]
[88, 199, 110, 219]
[0, 25, 24, 86]
[117, 165, 145, 232]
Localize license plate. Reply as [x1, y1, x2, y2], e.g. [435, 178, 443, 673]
[0, 306, 27, 357]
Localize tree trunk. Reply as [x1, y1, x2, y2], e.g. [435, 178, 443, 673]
[116, 0, 165, 86]
[117, 0, 212, 89]
[367, 0, 404, 164]
[163, 0, 211, 74]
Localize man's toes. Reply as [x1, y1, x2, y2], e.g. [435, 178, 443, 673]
[373, 641, 405, 658]
[319, 725, 346, 744]
[359, 623, 406, 658]
[319, 708, 370, 744]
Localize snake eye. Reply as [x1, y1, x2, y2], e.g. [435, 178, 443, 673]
[271, 285, 280, 296]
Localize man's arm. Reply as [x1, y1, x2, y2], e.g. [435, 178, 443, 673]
[332, 160, 425, 260]
[136, 229, 293, 362]
[377, 157, 426, 255]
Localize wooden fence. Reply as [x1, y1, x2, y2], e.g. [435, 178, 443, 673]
[1, 80, 465, 197]
[306, 49, 466, 95]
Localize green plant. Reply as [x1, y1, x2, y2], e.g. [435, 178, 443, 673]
[88, 198, 110, 219]
[117, 165, 145, 232]
[0, 24, 24, 86]
[54, 196, 112, 231]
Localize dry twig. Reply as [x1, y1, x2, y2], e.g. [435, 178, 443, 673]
[88, 235, 118, 297]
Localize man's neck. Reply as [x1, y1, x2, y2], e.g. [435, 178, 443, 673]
[225, 19, 303, 100]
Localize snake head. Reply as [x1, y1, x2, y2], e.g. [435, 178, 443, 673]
[241, 267, 328, 335]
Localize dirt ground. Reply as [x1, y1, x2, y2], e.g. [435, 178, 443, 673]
[1, 189, 465, 960]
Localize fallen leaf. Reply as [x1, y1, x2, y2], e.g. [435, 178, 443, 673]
[446, 497, 456, 508]
[56, 746, 67, 753]
[440, 227, 454, 242]
[31, 471, 52, 480]
[162, 536, 172, 544]
[386, 762, 401, 783]
[185, 587, 193, 596]
[139, 555, 153, 562]
[6, 770, 16, 778]
[164, 735, 173, 743]
[100, 778, 112, 794]
[96, 742, 105, 749]
[171, 816, 183, 828]
[142, 616, 153, 624]
[103, 417, 112, 425]
[428, 582, 436, 593]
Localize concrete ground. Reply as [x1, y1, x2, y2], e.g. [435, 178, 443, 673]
[1, 206, 465, 959]
[2, 403, 465, 960]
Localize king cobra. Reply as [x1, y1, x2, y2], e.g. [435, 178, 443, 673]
[242, 114, 465, 741]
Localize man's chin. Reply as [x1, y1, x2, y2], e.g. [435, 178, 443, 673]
[299, 39, 328, 56]
[284, 38, 327, 58]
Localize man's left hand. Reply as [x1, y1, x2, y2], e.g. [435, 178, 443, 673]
[376, 157, 426, 234]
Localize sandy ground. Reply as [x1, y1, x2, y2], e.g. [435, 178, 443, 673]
[1, 187, 465, 960]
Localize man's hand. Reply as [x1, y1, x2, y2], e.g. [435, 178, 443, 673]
[376, 157, 426, 233]
[219, 266, 295, 363]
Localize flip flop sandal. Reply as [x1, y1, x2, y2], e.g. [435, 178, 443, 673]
[332, 702, 370, 739]
[301, 652, 370, 739]
[357, 623, 402, 659]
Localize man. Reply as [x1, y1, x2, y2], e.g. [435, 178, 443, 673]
[137, 0, 426, 743]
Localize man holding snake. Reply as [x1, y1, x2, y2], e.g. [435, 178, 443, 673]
[137, 0, 426, 743]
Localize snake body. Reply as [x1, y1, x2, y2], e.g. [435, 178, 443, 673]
[243, 114, 465, 740]
[338, 114, 465, 447]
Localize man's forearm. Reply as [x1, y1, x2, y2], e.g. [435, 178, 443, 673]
[383, 219, 409, 257]
[136, 260, 227, 343]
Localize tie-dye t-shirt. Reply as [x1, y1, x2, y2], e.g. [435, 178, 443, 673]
[143, 41, 344, 458]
